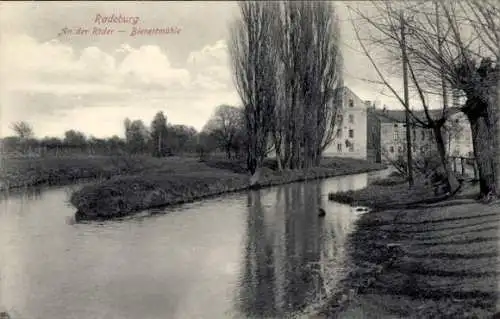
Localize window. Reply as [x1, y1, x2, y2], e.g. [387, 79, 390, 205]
[394, 124, 398, 128]
[348, 114, 354, 123]
[398, 146, 403, 153]
[389, 146, 394, 153]
[337, 114, 343, 124]
[337, 143, 342, 152]
[393, 130, 399, 141]
[349, 99, 354, 107]
[421, 130, 425, 141]
[349, 142, 355, 152]
[336, 129, 342, 138]
[412, 128, 416, 141]
[348, 129, 354, 138]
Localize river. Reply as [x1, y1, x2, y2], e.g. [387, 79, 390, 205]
[0, 170, 388, 319]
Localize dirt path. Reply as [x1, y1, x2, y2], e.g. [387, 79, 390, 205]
[320, 199, 500, 318]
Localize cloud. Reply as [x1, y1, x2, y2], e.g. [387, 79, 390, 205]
[118, 45, 190, 89]
[187, 40, 233, 91]
[0, 33, 238, 137]
[187, 39, 229, 67]
[0, 34, 194, 95]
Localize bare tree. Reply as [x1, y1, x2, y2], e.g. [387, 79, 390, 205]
[273, 1, 343, 169]
[10, 121, 35, 155]
[203, 105, 244, 159]
[229, 2, 279, 174]
[389, 0, 499, 197]
[230, 1, 343, 173]
[11, 121, 34, 140]
[348, 2, 460, 192]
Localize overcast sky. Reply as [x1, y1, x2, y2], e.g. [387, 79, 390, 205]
[0, 1, 416, 138]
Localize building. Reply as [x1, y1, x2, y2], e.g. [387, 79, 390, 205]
[367, 106, 473, 163]
[323, 87, 368, 160]
[446, 111, 474, 157]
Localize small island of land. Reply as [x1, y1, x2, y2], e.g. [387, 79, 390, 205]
[0, 154, 385, 220]
[68, 156, 385, 220]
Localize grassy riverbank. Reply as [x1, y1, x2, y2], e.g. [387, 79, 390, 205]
[68, 156, 385, 220]
[318, 183, 500, 318]
[0, 155, 170, 191]
[327, 172, 477, 210]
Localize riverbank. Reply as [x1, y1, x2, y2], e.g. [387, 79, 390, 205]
[0, 155, 169, 191]
[315, 177, 500, 318]
[69, 156, 385, 220]
[318, 190, 500, 318]
[327, 173, 476, 210]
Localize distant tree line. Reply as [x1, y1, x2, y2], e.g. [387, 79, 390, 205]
[1, 108, 247, 159]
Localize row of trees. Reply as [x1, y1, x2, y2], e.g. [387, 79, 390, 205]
[229, 1, 344, 174]
[349, 0, 498, 198]
[2, 107, 248, 159]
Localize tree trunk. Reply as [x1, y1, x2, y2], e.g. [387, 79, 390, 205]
[433, 126, 459, 193]
[273, 135, 283, 172]
[469, 115, 496, 197]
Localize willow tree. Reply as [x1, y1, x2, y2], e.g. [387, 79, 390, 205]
[401, 0, 499, 198]
[350, 0, 498, 196]
[348, 2, 460, 192]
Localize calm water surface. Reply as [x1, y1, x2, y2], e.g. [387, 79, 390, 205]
[0, 171, 388, 319]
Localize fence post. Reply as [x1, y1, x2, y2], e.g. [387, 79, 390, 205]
[461, 157, 465, 176]
[453, 157, 457, 173]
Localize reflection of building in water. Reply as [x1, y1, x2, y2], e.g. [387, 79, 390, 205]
[237, 172, 369, 317]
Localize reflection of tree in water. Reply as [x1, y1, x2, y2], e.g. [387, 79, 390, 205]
[282, 181, 324, 313]
[0, 186, 43, 202]
[237, 189, 277, 318]
[237, 181, 329, 317]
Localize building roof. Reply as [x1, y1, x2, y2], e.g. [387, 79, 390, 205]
[372, 107, 462, 124]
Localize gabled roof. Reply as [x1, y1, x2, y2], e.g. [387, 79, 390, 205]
[372, 107, 462, 124]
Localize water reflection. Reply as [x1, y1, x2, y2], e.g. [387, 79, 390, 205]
[1, 170, 382, 318]
[237, 175, 367, 318]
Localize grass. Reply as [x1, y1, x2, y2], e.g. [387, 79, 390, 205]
[0, 154, 169, 190]
[327, 170, 475, 210]
[319, 192, 499, 318]
[66, 155, 385, 220]
[327, 179, 432, 209]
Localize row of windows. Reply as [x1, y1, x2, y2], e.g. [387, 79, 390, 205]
[387, 127, 434, 142]
[337, 114, 355, 124]
[336, 129, 355, 138]
[337, 143, 355, 152]
[388, 145, 429, 154]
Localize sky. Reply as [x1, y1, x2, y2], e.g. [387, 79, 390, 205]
[0, 1, 424, 139]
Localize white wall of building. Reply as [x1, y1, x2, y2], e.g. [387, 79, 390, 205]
[379, 112, 473, 162]
[323, 87, 367, 160]
[380, 123, 436, 161]
[446, 112, 474, 157]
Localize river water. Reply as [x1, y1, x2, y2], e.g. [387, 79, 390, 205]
[0, 170, 388, 319]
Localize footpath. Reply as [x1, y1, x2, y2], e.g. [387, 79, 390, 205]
[320, 184, 500, 318]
